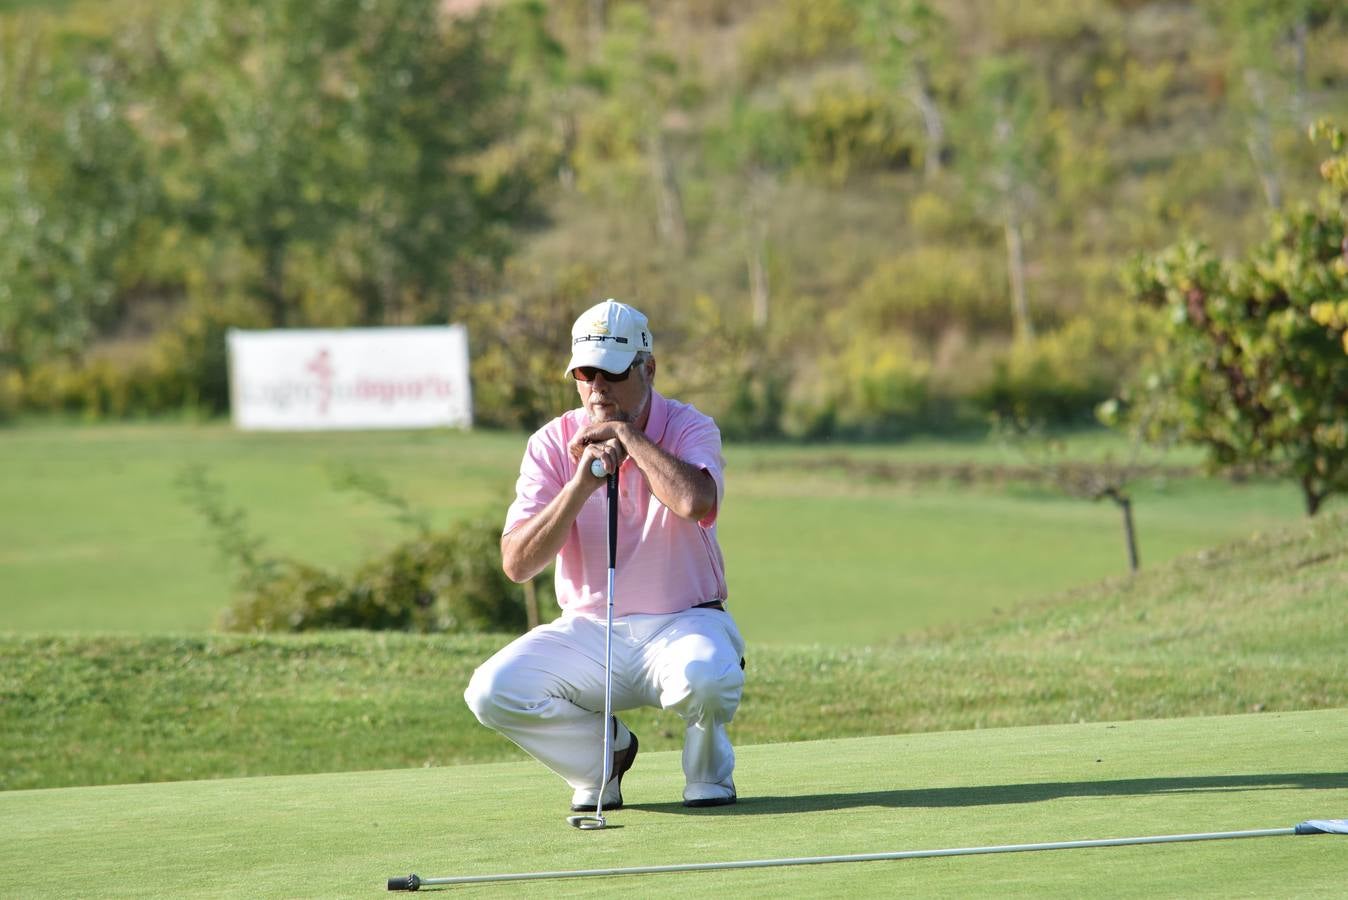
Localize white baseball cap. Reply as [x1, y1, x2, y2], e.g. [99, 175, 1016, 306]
[563, 299, 653, 376]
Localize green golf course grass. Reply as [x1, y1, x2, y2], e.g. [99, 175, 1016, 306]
[3, 422, 1343, 897]
[3, 709, 1345, 898]
[0, 422, 1308, 641]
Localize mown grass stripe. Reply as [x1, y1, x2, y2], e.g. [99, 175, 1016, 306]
[2, 710, 1345, 898]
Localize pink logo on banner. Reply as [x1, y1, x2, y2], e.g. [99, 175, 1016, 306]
[305, 348, 334, 415]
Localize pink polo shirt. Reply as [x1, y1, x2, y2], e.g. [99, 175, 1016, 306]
[504, 391, 728, 617]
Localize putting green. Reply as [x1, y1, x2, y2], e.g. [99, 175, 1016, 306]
[3, 709, 1345, 897]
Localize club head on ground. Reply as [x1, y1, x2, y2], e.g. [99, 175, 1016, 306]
[567, 813, 607, 830]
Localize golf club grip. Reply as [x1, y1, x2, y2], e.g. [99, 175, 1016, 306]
[387, 874, 421, 891]
[606, 472, 618, 568]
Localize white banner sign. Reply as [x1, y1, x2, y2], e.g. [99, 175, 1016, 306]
[227, 326, 472, 430]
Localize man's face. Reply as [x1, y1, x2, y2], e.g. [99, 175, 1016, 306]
[574, 358, 652, 425]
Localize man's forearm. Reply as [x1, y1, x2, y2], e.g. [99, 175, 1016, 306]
[621, 427, 717, 521]
[500, 481, 590, 583]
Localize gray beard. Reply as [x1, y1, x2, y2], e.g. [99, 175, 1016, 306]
[588, 385, 651, 427]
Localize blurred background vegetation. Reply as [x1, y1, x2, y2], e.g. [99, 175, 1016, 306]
[2, 0, 1347, 442]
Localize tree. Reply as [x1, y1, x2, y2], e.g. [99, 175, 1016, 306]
[993, 415, 1186, 575]
[1112, 130, 1348, 516]
[851, 0, 951, 180]
[0, 19, 158, 372]
[1307, 120, 1348, 347]
[129, 0, 539, 328]
[574, 2, 691, 255]
[1206, 0, 1340, 210]
[957, 54, 1055, 343]
[706, 97, 803, 329]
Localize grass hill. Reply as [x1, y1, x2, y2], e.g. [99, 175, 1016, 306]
[0, 422, 1308, 641]
[4, 508, 1344, 792]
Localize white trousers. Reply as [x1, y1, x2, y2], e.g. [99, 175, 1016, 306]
[464, 607, 746, 801]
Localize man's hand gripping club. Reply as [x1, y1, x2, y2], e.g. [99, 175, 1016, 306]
[574, 432, 627, 481]
[499, 434, 625, 584]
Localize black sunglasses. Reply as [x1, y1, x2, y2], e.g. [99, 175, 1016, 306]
[571, 362, 636, 383]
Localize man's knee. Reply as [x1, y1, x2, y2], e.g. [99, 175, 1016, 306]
[463, 665, 508, 727]
[680, 658, 745, 714]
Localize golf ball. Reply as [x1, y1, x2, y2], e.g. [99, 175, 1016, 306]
[590, 458, 607, 478]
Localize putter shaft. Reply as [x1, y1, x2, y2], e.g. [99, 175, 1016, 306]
[568, 471, 618, 831]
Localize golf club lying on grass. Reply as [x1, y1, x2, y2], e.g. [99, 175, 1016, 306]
[386, 818, 1347, 890]
[565, 458, 620, 831]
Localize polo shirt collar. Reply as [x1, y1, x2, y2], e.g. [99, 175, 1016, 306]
[644, 390, 669, 444]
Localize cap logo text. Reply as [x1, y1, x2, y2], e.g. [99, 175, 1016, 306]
[574, 335, 630, 346]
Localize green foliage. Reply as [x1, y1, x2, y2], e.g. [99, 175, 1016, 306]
[566, 2, 696, 253]
[854, 245, 1010, 341]
[740, 0, 857, 82]
[850, 0, 954, 176]
[0, 17, 157, 372]
[463, 262, 599, 430]
[984, 0, 1119, 46]
[956, 53, 1057, 218]
[218, 519, 537, 635]
[1116, 138, 1348, 513]
[790, 79, 917, 184]
[719, 367, 790, 441]
[978, 309, 1154, 424]
[129, 0, 539, 323]
[907, 190, 968, 239]
[1, 0, 542, 410]
[177, 464, 544, 634]
[786, 330, 931, 438]
[1310, 118, 1348, 193]
[851, 0, 948, 87]
[705, 96, 804, 178]
[17, 293, 270, 417]
[1097, 58, 1177, 129]
[0, 367, 17, 424]
[6, 2, 1348, 433]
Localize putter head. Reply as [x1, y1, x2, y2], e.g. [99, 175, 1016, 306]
[567, 813, 607, 830]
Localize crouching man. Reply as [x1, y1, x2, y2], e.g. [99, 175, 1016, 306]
[464, 299, 744, 812]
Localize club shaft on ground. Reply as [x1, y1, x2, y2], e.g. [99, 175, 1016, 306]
[408, 828, 1299, 887]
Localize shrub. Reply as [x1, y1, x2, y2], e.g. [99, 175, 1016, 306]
[181, 464, 546, 635]
[717, 368, 789, 441]
[0, 367, 19, 424]
[215, 517, 547, 635]
[786, 331, 930, 438]
[854, 245, 1011, 343]
[907, 190, 983, 242]
[14, 292, 270, 419]
[975, 308, 1152, 424]
[348, 518, 537, 634]
[835, 333, 931, 435]
[741, 0, 857, 83]
[145, 292, 271, 414]
[217, 559, 353, 633]
[790, 80, 917, 185]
